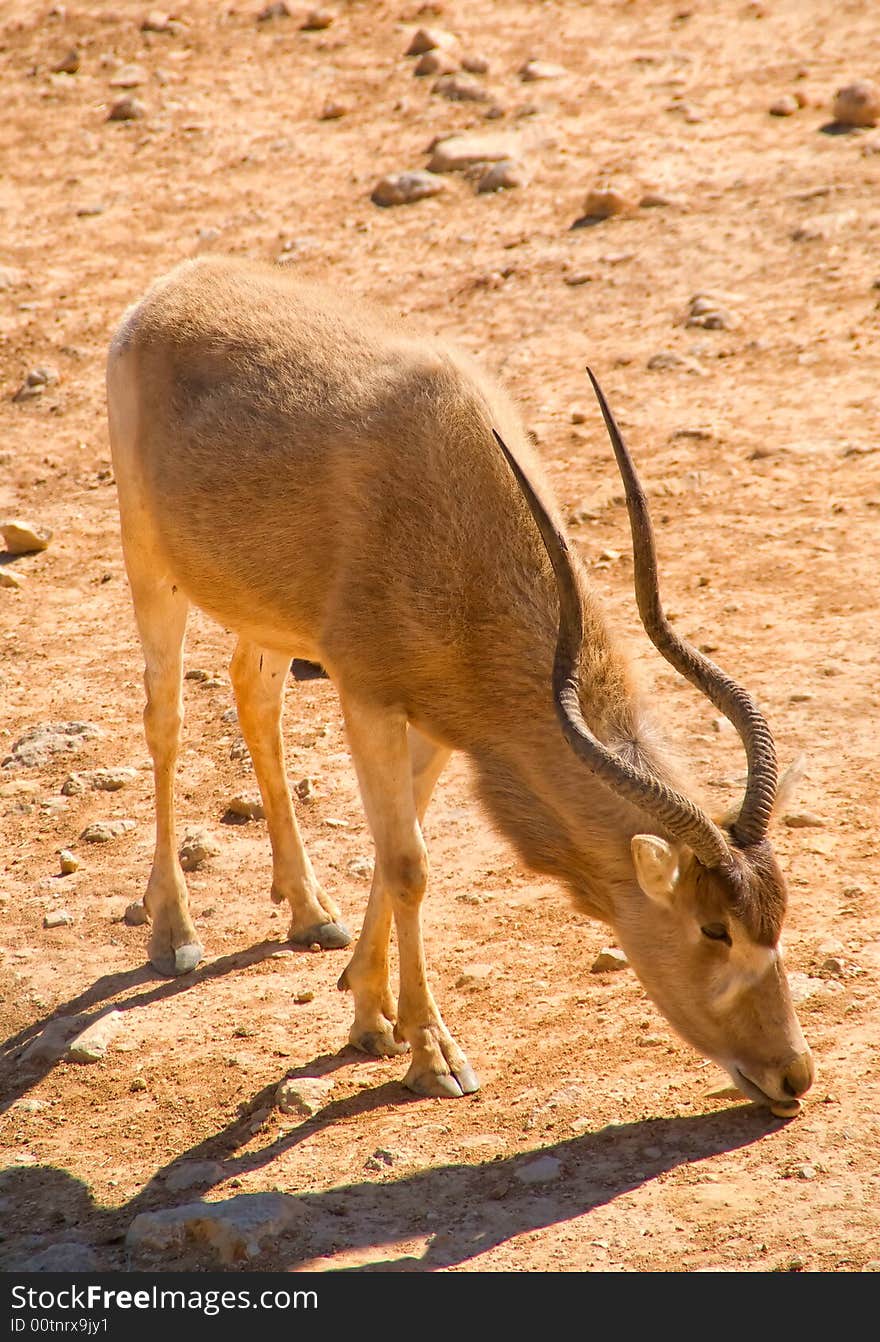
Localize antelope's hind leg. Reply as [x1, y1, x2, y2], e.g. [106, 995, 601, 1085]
[339, 701, 476, 1097]
[128, 572, 204, 977]
[229, 640, 351, 950]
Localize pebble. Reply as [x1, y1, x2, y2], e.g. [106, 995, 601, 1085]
[107, 97, 146, 122]
[576, 182, 639, 221]
[301, 7, 334, 29]
[131, 1076, 148, 1091]
[455, 963, 494, 987]
[686, 293, 737, 330]
[164, 1160, 225, 1193]
[364, 1148, 397, 1170]
[21, 1015, 89, 1063]
[141, 10, 175, 32]
[110, 63, 148, 88]
[427, 133, 518, 172]
[433, 73, 490, 102]
[61, 767, 138, 795]
[405, 27, 457, 56]
[294, 989, 314, 1004]
[414, 49, 459, 76]
[477, 159, 527, 192]
[43, 909, 74, 928]
[294, 776, 315, 801]
[124, 901, 149, 926]
[275, 1075, 334, 1117]
[319, 99, 348, 120]
[4, 721, 104, 769]
[519, 59, 567, 81]
[51, 49, 80, 75]
[179, 828, 219, 871]
[1, 521, 52, 554]
[223, 793, 266, 822]
[646, 350, 707, 376]
[12, 366, 58, 402]
[515, 1154, 562, 1184]
[0, 570, 24, 589]
[80, 819, 136, 843]
[184, 668, 209, 681]
[126, 1193, 307, 1265]
[256, 1, 292, 19]
[818, 955, 845, 978]
[769, 94, 799, 117]
[590, 946, 629, 973]
[14, 1243, 99, 1273]
[833, 79, 880, 128]
[787, 971, 827, 1004]
[58, 849, 79, 874]
[783, 811, 826, 828]
[462, 54, 490, 74]
[66, 1011, 124, 1063]
[371, 170, 445, 207]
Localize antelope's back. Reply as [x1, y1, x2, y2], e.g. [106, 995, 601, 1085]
[108, 256, 563, 726]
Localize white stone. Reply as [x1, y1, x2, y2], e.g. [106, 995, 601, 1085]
[126, 1193, 307, 1265]
[590, 947, 628, 973]
[275, 1075, 335, 1116]
[66, 1011, 124, 1063]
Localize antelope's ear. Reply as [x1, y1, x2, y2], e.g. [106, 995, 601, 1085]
[772, 754, 806, 819]
[632, 835, 680, 904]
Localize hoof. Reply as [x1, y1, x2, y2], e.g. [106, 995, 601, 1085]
[350, 1028, 408, 1059]
[290, 920, 352, 950]
[149, 941, 204, 977]
[404, 1063, 481, 1098]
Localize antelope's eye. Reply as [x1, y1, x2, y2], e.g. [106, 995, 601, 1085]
[701, 923, 732, 946]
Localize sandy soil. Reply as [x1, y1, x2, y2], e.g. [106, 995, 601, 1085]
[1, 0, 879, 1274]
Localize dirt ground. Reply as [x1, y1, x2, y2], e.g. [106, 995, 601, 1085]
[1, 0, 879, 1275]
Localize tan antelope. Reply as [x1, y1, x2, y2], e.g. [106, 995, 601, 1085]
[106, 255, 813, 1113]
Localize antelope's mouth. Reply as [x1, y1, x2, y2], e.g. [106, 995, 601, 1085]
[732, 1068, 801, 1117]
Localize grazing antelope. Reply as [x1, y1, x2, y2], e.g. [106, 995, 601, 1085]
[106, 255, 813, 1112]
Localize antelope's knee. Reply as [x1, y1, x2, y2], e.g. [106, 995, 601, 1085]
[383, 847, 428, 906]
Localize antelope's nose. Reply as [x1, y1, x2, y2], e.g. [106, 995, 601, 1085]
[782, 1051, 814, 1098]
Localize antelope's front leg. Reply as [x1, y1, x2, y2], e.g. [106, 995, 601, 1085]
[340, 696, 478, 1098]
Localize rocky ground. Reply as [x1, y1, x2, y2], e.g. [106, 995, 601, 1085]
[1, 0, 879, 1274]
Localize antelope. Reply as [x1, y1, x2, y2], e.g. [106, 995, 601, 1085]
[106, 254, 814, 1113]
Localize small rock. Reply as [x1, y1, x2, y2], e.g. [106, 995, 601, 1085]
[787, 971, 827, 1004]
[294, 990, 315, 1004]
[818, 956, 846, 978]
[784, 811, 826, 828]
[80, 819, 136, 844]
[275, 1075, 334, 1117]
[1, 521, 52, 555]
[22, 1016, 90, 1063]
[141, 10, 174, 32]
[427, 133, 518, 172]
[461, 54, 490, 74]
[364, 1148, 397, 1170]
[14, 1243, 99, 1273]
[319, 99, 347, 119]
[107, 97, 146, 122]
[348, 857, 372, 879]
[769, 94, 799, 117]
[300, 7, 334, 28]
[58, 849, 79, 875]
[164, 1160, 226, 1193]
[126, 1193, 306, 1265]
[294, 776, 315, 801]
[51, 49, 80, 75]
[833, 79, 880, 128]
[0, 570, 24, 589]
[646, 350, 706, 375]
[66, 1011, 124, 1063]
[223, 794, 266, 822]
[414, 48, 458, 76]
[686, 293, 738, 329]
[256, 1, 292, 18]
[515, 1154, 562, 1184]
[371, 170, 445, 207]
[590, 947, 628, 973]
[4, 721, 103, 770]
[62, 767, 138, 795]
[179, 828, 220, 871]
[12, 367, 59, 402]
[124, 901, 149, 926]
[110, 63, 147, 88]
[43, 909, 74, 929]
[405, 27, 457, 56]
[477, 159, 527, 192]
[130, 1076, 148, 1091]
[455, 963, 494, 988]
[576, 181, 639, 222]
[519, 59, 567, 81]
[184, 668, 209, 681]
[433, 73, 490, 102]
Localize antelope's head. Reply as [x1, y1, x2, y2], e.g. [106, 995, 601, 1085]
[493, 374, 814, 1115]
